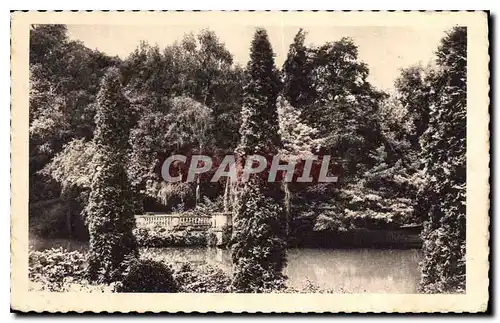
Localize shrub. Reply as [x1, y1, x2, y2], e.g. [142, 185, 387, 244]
[174, 263, 232, 293]
[29, 247, 87, 291]
[116, 258, 178, 293]
[179, 228, 208, 246]
[134, 224, 207, 247]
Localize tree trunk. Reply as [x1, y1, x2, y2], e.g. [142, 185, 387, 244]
[223, 177, 230, 213]
[283, 181, 291, 237]
[196, 177, 201, 206]
[195, 143, 203, 206]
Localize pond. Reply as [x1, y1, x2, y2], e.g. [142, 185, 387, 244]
[30, 238, 422, 293]
[141, 247, 422, 293]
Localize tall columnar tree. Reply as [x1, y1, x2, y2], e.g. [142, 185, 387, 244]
[231, 28, 286, 292]
[236, 28, 281, 157]
[231, 175, 286, 292]
[419, 27, 467, 293]
[282, 29, 316, 111]
[86, 68, 138, 283]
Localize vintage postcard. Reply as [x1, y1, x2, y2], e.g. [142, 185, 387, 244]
[10, 11, 489, 313]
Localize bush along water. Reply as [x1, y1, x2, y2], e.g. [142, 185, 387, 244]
[115, 258, 178, 292]
[28, 247, 116, 292]
[134, 224, 208, 247]
[29, 247, 229, 293]
[29, 247, 86, 291]
[174, 262, 232, 293]
[30, 247, 345, 293]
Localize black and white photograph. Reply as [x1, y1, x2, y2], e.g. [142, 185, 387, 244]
[10, 11, 489, 313]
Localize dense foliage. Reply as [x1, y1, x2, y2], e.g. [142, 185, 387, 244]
[29, 247, 87, 291]
[29, 24, 433, 239]
[29, 24, 467, 293]
[29, 247, 345, 293]
[281, 30, 419, 236]
[85, 69, 138, 283]
[116, 258, 178, 293]
[29, 247, 223, 293]
[231, 29, 287, 292]
[418, 27, 467, 293]
[276, 96, 322, 235]
[29, 25, 119, 238]
[134, 224, 209, 247]
[174, 263, 233, 293]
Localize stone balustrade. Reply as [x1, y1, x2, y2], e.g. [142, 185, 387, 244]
[135, 212, 231, 231]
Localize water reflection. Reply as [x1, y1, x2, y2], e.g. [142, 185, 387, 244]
[136, 247, 421, 293]
[285, 248, 421, 293]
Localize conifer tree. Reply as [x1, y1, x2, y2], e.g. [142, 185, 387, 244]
[86, 68, 138, 283]
[231, 28, 286, 292]
[236, 28, 281, 157]
[231, 176, 286, 292]
[282, 29, 315, 110]
[419, 27, 467, 293]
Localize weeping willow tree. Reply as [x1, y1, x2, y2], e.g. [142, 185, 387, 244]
[128, 96, 212, 209]
[167, 97, 212, 205]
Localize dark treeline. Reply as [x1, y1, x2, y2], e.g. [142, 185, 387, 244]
[29, 25, 466, 293]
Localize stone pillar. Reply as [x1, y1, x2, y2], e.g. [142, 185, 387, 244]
[212, 212, 232, 246]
